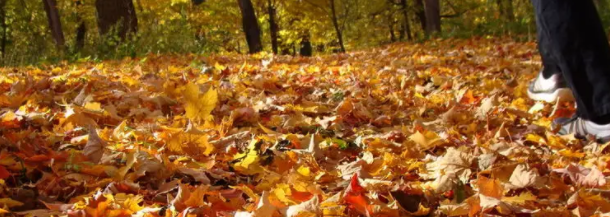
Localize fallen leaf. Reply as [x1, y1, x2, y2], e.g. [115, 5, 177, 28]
[284, 195, 319, 217]
[477, 176, 504, 199]
[508, 164, 541, 189]
[84, 127, 106, 164]
[184, 82, 218, 122]
[0, 165, 9, 179]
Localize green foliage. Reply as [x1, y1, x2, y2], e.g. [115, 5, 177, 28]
[1, 0, 609, 66]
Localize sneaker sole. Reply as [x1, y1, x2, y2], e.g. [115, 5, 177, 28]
[527, 88, 574, 103]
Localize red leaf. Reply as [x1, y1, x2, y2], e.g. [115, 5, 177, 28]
[348, 173, 365, 194]
[344, 193, 369, 215]
[0, 165, 10, 179]
[344, 174, 369, 215]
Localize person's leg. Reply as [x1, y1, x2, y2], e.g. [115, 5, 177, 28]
[527, 10, 573, 103]
[537, 26, 561, 78]
[532, 0, 610, 141]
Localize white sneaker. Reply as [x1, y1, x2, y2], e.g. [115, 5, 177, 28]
[554, 116, 610, 143]
[527, 70, 574, 102]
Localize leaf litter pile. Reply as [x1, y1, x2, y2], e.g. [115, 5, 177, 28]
[2, 37, 610, 217]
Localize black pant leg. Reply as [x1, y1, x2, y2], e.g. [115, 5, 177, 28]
[536, 11, 561, 79]
[532, 0, 610, 121]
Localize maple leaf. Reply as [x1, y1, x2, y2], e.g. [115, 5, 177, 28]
[554, 163, 607, 187]
[284, 195, 319, 217]
[508, 164, 542, 189]
[184, 82, 218, 122]
[84, 127, 106, 164]
[502, 191, 536, 205]
[477, 176, 504, 199]
[183, 185, 209, 208]
[342, 174, 370, 215]
[409, 130, 444, 150]
[248, 191, 279, 217]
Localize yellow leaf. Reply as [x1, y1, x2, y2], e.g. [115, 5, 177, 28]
[409, 131, 442, 150]
[502, 192, 536, 205]
[167, 132, 185, 153]
[184, 83, 218, 122]
[84, 102, 102, 111]
[273, 184, 297, 205]
[233, 140, 264, 175]
[167, 132, 214, 155]
[259, 123, 279, 135]
[0, 198, 24, 208]
[297, 165, 311, 177]
[524, 134, 546, 145]
[558, 149, 585, 159]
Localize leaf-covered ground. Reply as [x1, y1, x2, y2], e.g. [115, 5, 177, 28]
[1, 37, 608, 217]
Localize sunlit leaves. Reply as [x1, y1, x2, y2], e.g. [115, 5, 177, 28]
[0, 38, 604, 217]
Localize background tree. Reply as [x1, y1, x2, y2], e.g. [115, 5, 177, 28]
[424, 0, 440, 34]
[0, 0, 590, 65]
[329, 0, 345, 52]
[0, 0, 6, 58]
[42, 0, 64, 49]
[237, 0, 262, 53]
[95, 0, 138, 39]
[74, 0, 86, 50]
[267, 0, 279, 54]
[415, 0, 426, 33]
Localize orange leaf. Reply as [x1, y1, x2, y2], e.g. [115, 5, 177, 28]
[477, 176, 504, 199]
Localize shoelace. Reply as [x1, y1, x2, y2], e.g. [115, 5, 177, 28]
[555, 115, 581, 135]
[562, 118, 587, 136]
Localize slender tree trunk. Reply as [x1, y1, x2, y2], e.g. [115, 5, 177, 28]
[397, 21, 404, 41]
[329, 0, 345, 52]
[95, 0, 138, 39]
[400, 0, 413, 40]
[424, 0, 440, 35]
[75, 0, 86, 50]
[237, 0, 262, 53]
[42, 0, 65, 49]
[415, 0, 426, 33]
[0, 0, 7, 59]
[267, 0, 279, 54]
[389, 22, 397, 42]
[505, 0, 514, 22]
[495, 0, 504, 19]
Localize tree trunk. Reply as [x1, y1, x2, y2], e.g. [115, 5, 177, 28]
[397, 21, 404, 41]
[267, 0, 279, 54]
[424, 0, 440, 35]
[95, 0, 138, 39]
[75, 0, 86, 50]
[495, 0, 504, 19]
[504, 0, 514, 22]
[237, 0, 262, 53]
[329, 0, 345, 52]
[42, 0, 65, 49]
[389, 22, 397, 42]
[415, 0, 426, 33]
[0, 0, 7, 59]
[400, 0, 413, 40]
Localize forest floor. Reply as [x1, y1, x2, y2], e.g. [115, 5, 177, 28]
[2, 37, 607, 217]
